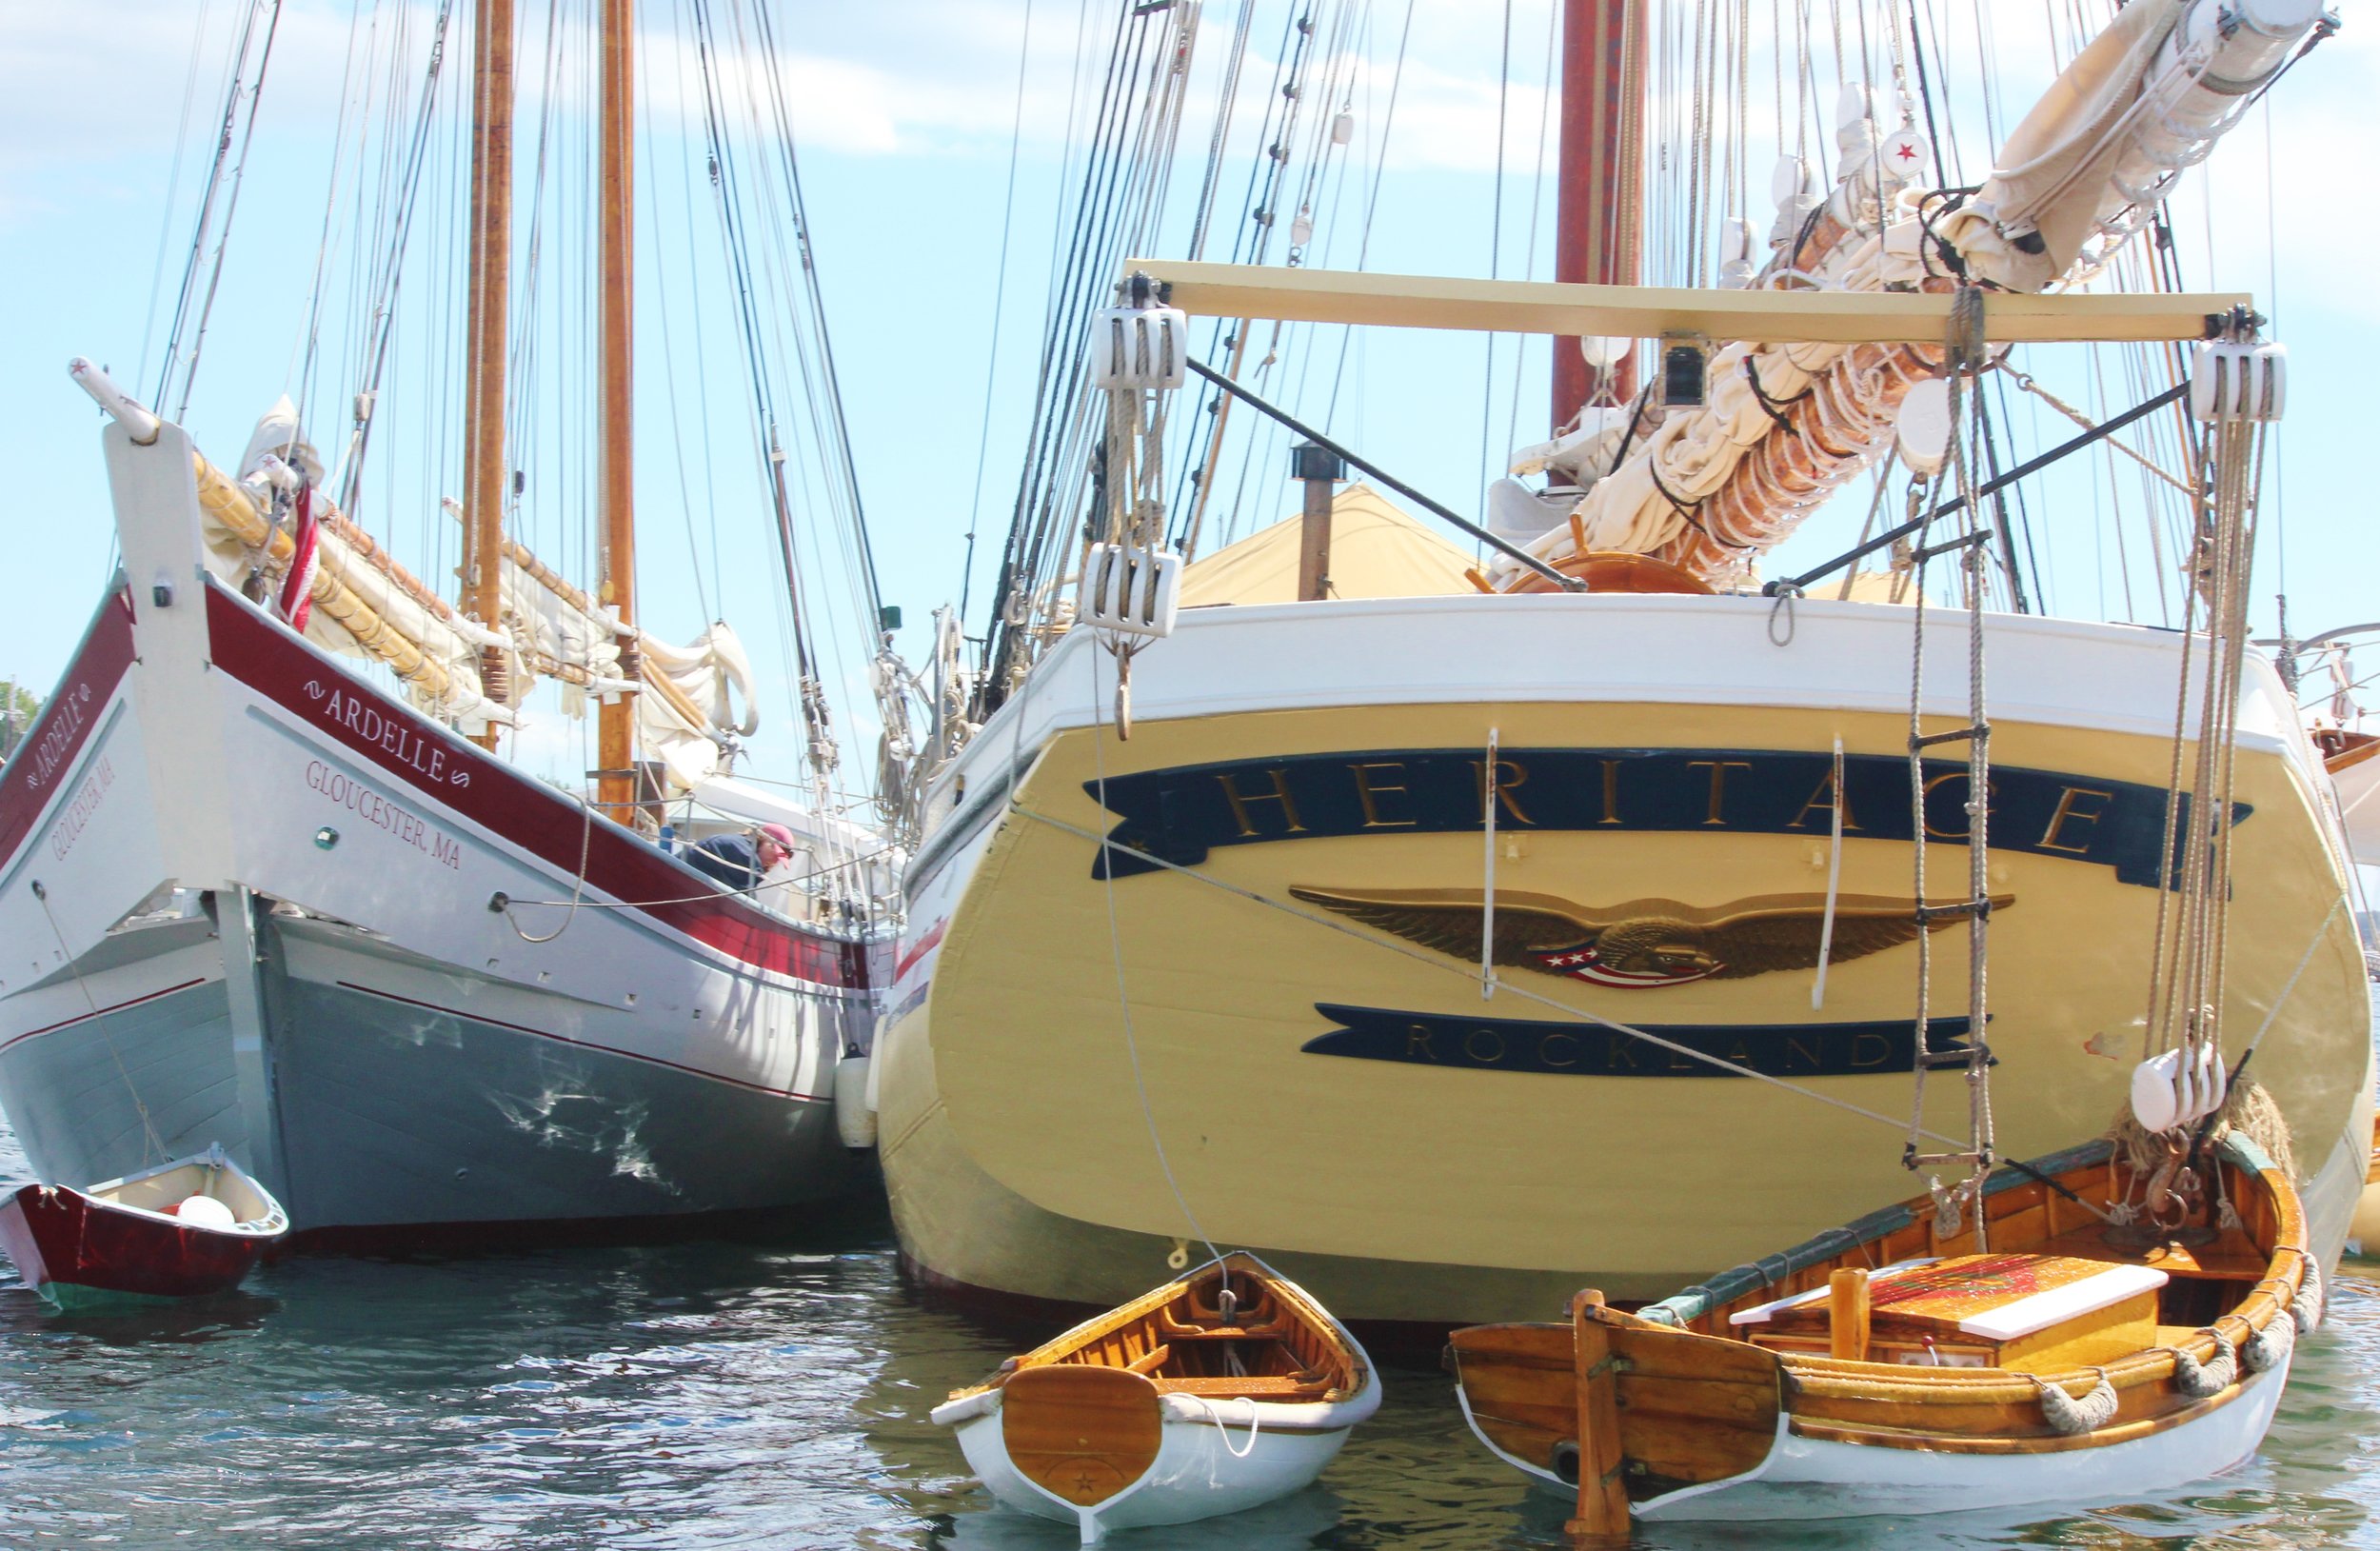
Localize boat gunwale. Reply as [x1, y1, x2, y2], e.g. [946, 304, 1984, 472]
[54, 1149, 288, 1239]
[941, 1250, 1373, 1411]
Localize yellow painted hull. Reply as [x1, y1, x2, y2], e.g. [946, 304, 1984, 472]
[883, 677, 2372, 1326]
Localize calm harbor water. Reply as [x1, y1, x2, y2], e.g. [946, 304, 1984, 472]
[2, 1110, 2377, 1549]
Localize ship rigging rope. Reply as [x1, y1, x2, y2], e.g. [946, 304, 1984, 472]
[329, 0, 464, 518]
[1012, 793, 1994, 1156]
[1477, 0, 1514, 515]
[1084, 638, 1227, 1290]
[2145, 404, 2271, 1066]
[1496, 0, 1560, 458]
[686, 0, 842, 780]
[744, 0, 884, 629]
[984, 0, 1196, 702]
[136, 2, 224, 396]
[1319, 0, 1416, 432]
[156, 0, 288, 421]
[960, 0, 1041, 620]
[30, 885, 169, 1165]
[1899, 286, 1997, 1221]
[505, 792, 596, 945]
[1203, 0, 1373, 553]
[1176, 1, 1319, 558]
[1997, 368, 2195, 499]
[644, 39, 716, 628]
[984, 2, 1147, 672]
[495, 841, 900, 930]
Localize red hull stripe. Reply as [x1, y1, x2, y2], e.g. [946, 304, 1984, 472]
[0, 977, 211, 1054]
[201, 583, 868, 988]
[893, 919, 946, 981]
[0, 589, 137, 874]
[334, 980, 829, 1103]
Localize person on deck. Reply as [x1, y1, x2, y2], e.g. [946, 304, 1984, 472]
[684, 823, 797, 893]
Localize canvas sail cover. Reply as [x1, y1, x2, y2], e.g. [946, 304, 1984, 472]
[1178, 484, 1476, 606]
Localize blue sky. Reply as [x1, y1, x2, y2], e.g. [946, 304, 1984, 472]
[2, 0, 2375, 799]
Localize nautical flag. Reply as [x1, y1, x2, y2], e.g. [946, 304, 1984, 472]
[279, 484, 320, 633]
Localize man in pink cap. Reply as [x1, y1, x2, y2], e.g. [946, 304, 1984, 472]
[684, 822, 798, 893]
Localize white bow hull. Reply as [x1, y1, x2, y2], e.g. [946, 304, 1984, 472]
[0, 423, 879, 1239]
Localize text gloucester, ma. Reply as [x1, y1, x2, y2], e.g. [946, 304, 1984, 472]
[305, 761, 461, 869]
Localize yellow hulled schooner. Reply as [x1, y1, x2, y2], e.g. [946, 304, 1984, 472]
[867, 0, 2370, 1327]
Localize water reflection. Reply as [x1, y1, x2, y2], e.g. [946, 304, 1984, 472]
[0, 1109, 2374, 1548]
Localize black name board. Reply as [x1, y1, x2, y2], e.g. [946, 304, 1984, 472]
[1083, 746, 2242, 889]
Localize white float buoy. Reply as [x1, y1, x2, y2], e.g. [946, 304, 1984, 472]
[174, 1194, 237, 1229]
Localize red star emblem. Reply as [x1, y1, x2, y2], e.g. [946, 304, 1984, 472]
[1894, 142, 1919, 161]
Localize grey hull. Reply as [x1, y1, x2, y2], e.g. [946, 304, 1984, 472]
[0, 925, 248, 1190]
[0, 911, 863, 1237]
[269, 971, 861, 1230]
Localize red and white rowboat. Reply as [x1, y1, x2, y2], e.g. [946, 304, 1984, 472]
[0, 1144, 288, 1309]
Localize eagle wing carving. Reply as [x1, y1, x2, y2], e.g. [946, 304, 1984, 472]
[1701, 895, 2012, 978]
[1285, 886, 1597, 964]
[1288, 885, 2014, 981]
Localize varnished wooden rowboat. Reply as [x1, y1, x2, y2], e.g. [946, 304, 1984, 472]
[932, 1252, 1380, 1541]
[0, 1145, 288, 1310]
[1450, 1134, 2318, 1524]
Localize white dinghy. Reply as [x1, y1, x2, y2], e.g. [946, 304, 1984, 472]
[931, 1252, 1379, 1541]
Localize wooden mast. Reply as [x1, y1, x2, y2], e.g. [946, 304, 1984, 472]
[462, 0, 514, 749]
[596, 0, 640, 824]
[1551, 0, 1643, 429]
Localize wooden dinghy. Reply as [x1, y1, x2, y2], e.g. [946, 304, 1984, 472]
[0, 1145, 288, 1310]
[1450, 1134, 2319, 1525]
[932, 1252, 1380, 1541]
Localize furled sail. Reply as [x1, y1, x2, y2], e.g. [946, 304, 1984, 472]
[202, 399, 758, 794]
[1491, 0, 2328, 588]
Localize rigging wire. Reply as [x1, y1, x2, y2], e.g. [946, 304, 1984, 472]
[156, 0, 288, 420]
[961, 0, 1041, 621]
[138, 0, 225, 398]
[686, 0, 833, 777]
[641, 14, 713, 628]
[332, 0, 463, 518]
[1501, 0, 1558, 456]
[1478, 0, 1516, 526]
[1319, 0, 1416, 434]
[982, 0, 1196, 704]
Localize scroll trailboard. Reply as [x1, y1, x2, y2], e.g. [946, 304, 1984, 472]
[1082, 746, 2243, 888]
[1302, 1004, 1984, 1080]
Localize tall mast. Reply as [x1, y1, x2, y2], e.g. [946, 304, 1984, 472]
[1551, 0, 1643, 430]
[462, 0, 514, 749]
[596, 0, 639, 823]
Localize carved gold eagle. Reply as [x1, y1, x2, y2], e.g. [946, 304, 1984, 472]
[1286, 885, 2013, 987]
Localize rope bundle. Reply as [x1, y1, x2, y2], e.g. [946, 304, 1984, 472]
[2036, 1369, 2119, 1435]
[2171, 1334, 2237, 1398]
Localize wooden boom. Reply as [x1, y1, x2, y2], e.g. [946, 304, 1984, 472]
[1123, 260, 2248, 347]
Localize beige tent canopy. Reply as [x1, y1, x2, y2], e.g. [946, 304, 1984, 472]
[1179, 484, 1477, 606]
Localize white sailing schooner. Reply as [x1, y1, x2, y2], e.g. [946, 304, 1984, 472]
[0, 0, 896, 1243]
